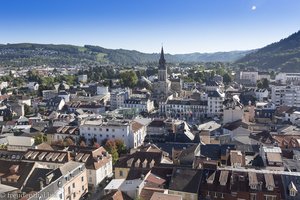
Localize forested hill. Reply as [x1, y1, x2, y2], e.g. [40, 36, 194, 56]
[0, 43, 251, 67]
[236, 30, 300, 72]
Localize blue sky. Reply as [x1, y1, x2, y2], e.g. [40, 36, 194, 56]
[0, 0, 300, 54]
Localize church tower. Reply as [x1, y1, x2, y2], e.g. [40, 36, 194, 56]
[158, 47, 167, 82]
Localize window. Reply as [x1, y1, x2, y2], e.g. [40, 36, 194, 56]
[106, 129, 109, 132]
[290, 190, 296, 197]
[82, 185, 85, 191]
[81, 176, 84, 182]
[106, 135, 109, 138]
[112, 129, 115, 132]
[250, 193, 257, 200]
[88, 127, 90, 130]
[73, 193, 76, 198]
[100, 134, 102, 137]
[119, 170, 123, 177]
[264, 195, 276, 200]
[73, 183, 75, 188]
[88, 177, 92, 183]
[112, 135, 115, 138]
[68, 186, 71, 194]
[94, 128, 96, 131]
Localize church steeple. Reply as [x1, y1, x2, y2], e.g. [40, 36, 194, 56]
[159, 46, 166, 70]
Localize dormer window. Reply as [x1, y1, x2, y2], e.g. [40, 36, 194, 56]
[250, 184, 257, 190]
[289, 181, 298, 197]
[267, 186, 274, 191]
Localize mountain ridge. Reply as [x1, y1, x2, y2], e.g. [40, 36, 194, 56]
[236, 30, 300, 72]
[0, 43, 253, 67]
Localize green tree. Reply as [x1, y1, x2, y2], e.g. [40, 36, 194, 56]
[120, 70, 138, 88]
[34, 134, 47, 145]
[24, 104, 31, 115]
[257, 78, 269, 89]
[223, 73, 233, 84]
[115, 139, 127, 155]
[1, 88, 7, 95]
[104, 139, 119, 164]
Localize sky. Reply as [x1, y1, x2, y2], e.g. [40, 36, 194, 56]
[0, 0, 300, 54]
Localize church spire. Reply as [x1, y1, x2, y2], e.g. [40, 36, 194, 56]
[159, 46, 166, 70]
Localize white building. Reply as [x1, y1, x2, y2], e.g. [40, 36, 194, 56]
[206, 89, 225, 116]
[255, 89, 269, 102]
[205, 80, 224, 92]
[74, 147, 113, 189]
[97, 86, 110, 96]
[223, 99, 244, 124]
[123, 98, 154, 113]
[78, 74, 88, 83]
[284, 110, 300, 125]
[27, 82, 39, 91]
[271, 85, 300, 107]
[42, 90, 58, 100]
[0, 82, 8, 90]
[110, 88, 131, 110]
[162, 98, 207, 121]
[58, 91, 71, 103]
[275, 72, 300, 84]
[6, 136, 35, 152]
[18, 98, 32, 106]
[240, 71, 259, 84]
[79, 119, 146, 149]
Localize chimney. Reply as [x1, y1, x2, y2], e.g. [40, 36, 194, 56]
[39, 180, 44, 190]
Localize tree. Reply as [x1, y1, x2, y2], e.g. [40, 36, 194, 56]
[261, 78, 269, 89]
[34, 134, 47, 145]
[257, 78, 269, 89]
[115, 139, 127, 155]
[1, 88, 7, 95]
[24, 104, 31, 116]
[223, 73, 232, 84]
[104, 139, 119, 164]
[120, 70, 138, 88]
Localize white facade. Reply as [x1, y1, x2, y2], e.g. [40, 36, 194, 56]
[271, 85, 300, 107]
[87, 160, 113, 187]
[240, 71, 258, 84]
[206, 89, 225, 116]
[27, 82, 39, 91]
[223, 107, 244, 124]
[123, 98, 154, 113]
[42, 90, 58, 100]
[284, 111, 300, 125]
[275, 72, 300, 84]
[79, 119, 145, 149]
[0, 82, 8, 90]
[97, 86, 110, 96]
[110, 88, 131, 110]
[78, 74, 88, 83]
[58, 92, 71, 103]
[18, 98, 32, 106]
[255, 89, 269, 102]
[163, 99, 207, 121]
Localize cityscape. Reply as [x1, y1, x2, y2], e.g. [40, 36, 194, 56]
[1, 0, 300, 200]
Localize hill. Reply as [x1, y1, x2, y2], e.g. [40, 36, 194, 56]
[236, 30, 300, 72]
[0, 43, 251, 67]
